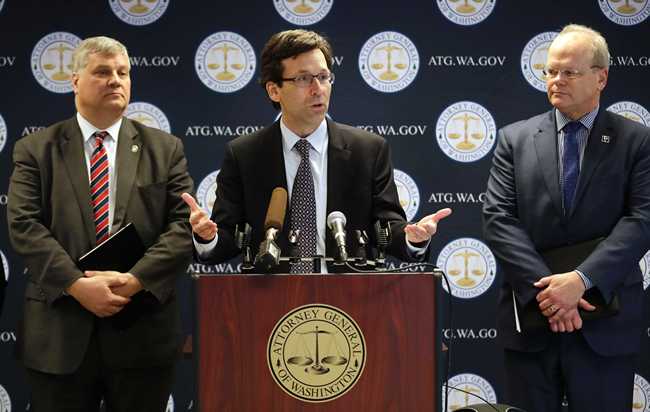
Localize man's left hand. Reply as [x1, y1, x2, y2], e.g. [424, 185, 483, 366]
[535, 271, 586, 318]
[404, 208, 452, 243]
[84, 270, 143, 298]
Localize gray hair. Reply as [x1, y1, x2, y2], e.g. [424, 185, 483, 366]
[71, 36, 130, 73]
[555, 24, 610, 69]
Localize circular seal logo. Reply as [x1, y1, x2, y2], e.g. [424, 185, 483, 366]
[195, 32, 256, 94]
[436, 0, 496, 26]
[607, 101, 650, 127]
[442, 373, 497, 411]
[359, 31, 419, 93]
[436, 101, 497, 163]
[639, 250, 650, 290]
[274, 0, 334, 26]
[393, 169, 420, 221]
[31, 32, 82, 93]
[634, 374, 650, 411]
[520, 31, 557, 92]
[109, 0, 169, 26]
[196, 170, 220, 215]
[437, 238, 497, 299]
[267, 303, 366, 403]
[0, 384, 10, 412]
[125, 102, 171, 133]
[599, 0, 650, 26]
[0, 113, 6, 154]
[1, 251, 8, 283]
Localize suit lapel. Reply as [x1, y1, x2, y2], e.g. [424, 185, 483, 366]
[113, 118, 142, 230]
[261, 122, 290, 242]
[325, 119, 352, 217]
[59, 118, 96, 244]
[533, 111, 563, 217]
[571, 109, 615, 217]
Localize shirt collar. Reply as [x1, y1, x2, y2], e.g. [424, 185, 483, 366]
[76, 112, 123, 145]
[280, 117, 328, 154]
[555, 106, 599, 133]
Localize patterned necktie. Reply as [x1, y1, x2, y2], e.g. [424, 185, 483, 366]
[90, 131, 110, 243]
[290, 139, 317, 273]
[562, 121, 582, 214]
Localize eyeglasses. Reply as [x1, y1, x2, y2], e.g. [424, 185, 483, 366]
[281, 72, 335, 88]
[541, 66, 603, 80]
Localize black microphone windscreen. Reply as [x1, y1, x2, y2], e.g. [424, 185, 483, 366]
[264, 187, 288, 231]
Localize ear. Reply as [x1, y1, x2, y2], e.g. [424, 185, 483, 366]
[71, 72, 80, 95]
[266, 81, 281, 104]
[598, 68, 608, 91]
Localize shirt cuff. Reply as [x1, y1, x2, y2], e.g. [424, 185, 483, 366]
[575, 269, 593, 290]
[193, 233, 219, 259]
[405, 238, 429, 257]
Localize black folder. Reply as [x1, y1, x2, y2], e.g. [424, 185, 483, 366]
[78, 223, 149, 330]
[520, 237, 619, 331]
[78, 222, 145, 272]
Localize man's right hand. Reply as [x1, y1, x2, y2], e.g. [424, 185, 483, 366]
[182, 192, 218, 241]
[66, 276, 131, 317]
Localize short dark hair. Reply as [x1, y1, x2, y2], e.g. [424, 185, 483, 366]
[259, 30, 333, 110]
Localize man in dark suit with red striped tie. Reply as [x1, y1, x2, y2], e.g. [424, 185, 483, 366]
[7, 36, 193, 412]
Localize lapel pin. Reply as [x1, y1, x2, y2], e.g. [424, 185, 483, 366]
[131, 144, 139, 153]
[601, 135, 610, 144]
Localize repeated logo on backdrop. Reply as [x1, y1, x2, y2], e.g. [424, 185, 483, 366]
[436, 0, 496, 25]
[31, 32, 82, 94]
[125, 102, 171, 133]
[520, 31, 557, 92]
[274, 0, 333, 25]
[195, 32, 256, 93]
[1, 251, 8, 284]
[0, 383, 9, 412]
[393, 169, 420, 221]
[607, 101, 650, 127]
[634, 374, 650, 411]
[358, 31, 419, 93]
[109, 0, 169, 26]
[599, 0, 650, 26]
[442, 373, 497, 411]
[197, 170, 220, 215]
[0, 113, 6, 154]
[437, 238, 497, 299]
[435, 101, 496, 163]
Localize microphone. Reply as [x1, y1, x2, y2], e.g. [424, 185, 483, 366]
[254, 187, 288, 272]
[327, 211, 348, 263]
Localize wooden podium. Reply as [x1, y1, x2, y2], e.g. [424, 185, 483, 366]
[195, 273, 440, 411]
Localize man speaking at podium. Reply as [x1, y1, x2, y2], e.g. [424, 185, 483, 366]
[183, 29, 451, 273]
[7, 37, 193, 411]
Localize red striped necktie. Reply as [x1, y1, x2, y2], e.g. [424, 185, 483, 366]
[90, 131, 110, 243]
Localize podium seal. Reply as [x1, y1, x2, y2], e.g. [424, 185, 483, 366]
[267, 303, 366, 402]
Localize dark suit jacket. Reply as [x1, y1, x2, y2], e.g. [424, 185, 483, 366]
[483, 109, 650, 356]
[201, 119, 413, 269]
[7, 116, 194, 374]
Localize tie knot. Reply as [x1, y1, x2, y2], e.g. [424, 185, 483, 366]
[294, 139, 311, 158]
[94, 131, 108, 146]
[563, 121, 582, 135]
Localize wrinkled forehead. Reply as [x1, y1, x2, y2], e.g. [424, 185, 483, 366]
[547, 33, 594, 66]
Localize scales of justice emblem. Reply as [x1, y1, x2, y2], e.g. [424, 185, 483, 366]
[267, 304, 366, 402]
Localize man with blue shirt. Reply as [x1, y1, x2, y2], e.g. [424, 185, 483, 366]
[183, 29, 451, 271]
[483, 24, 650, 412]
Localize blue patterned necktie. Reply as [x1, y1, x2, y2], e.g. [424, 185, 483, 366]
[290, 139, 317, 273]
[562, 121, 582, 214]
